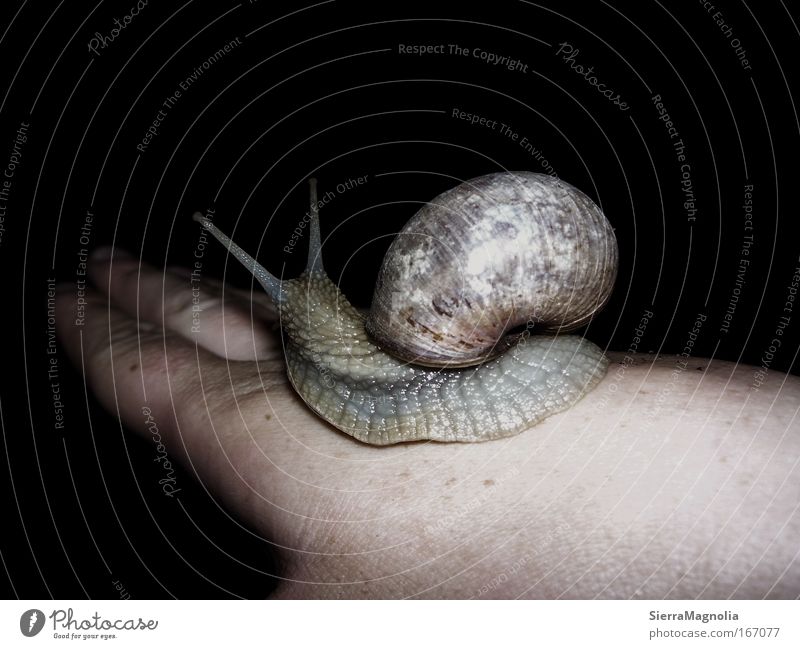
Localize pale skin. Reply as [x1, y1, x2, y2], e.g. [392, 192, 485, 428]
[56, 248, 800, 598]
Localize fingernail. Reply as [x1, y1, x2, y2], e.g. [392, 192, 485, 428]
[91, 246, 130, 262]
[91, 246, 113, 261]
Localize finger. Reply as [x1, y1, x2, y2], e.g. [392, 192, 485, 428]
[88, 247, 280, 361]
[54, 284, 265, 453]
[165, 265, 277, 322]
[54, 284, 292, 522]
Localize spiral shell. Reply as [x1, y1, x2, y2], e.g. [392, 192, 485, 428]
[365, 171, 618, 367]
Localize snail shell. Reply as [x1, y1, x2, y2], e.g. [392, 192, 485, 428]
[193, 172, 617, 445]
[367, 172, 618, 367]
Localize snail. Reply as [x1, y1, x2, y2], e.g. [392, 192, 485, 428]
[192, 171, 618, 445]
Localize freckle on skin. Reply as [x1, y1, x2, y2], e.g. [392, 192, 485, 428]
[483, 479, 495, 487]
[445, 477, 457, 486]
[264, 413, 272, 421]
[129, 364, 138, 371]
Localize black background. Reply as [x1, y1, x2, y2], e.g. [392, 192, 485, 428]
[1, 0, 798, 598]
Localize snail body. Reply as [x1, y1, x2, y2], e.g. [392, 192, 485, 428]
[193, 172, 617, 445]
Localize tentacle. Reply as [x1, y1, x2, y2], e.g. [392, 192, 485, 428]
[192, 212, 285, 304]
[306, 178, 325, 275]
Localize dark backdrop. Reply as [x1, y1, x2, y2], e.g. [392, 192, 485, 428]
[1, 0, 798, 598]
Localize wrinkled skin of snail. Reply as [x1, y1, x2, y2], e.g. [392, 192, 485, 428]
[193, 172, 616, 445]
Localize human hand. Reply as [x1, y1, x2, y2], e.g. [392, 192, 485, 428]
[56, 249, 800, 598]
